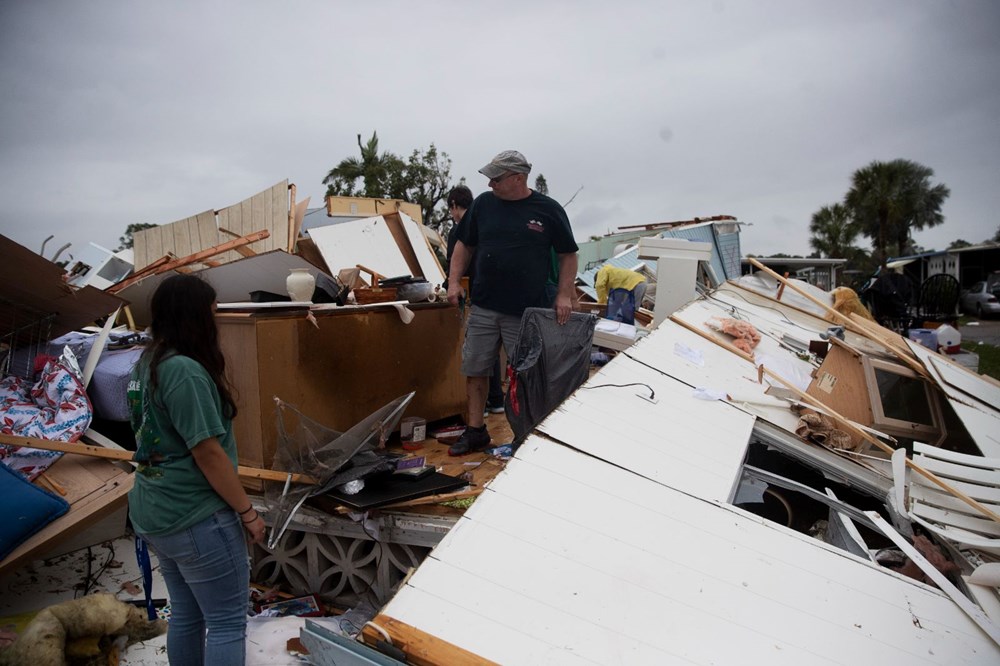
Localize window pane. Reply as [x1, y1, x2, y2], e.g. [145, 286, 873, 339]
[874, 369, 933, 426]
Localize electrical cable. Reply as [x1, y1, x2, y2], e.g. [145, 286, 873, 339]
[580, 382, 655, 401]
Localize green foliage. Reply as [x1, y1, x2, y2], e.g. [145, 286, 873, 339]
[808, 203, 876, 285]
[844, 159, 950, 265]
[963, 340, 1000, 380]
[993, 225, 1000, 243]
[117, 222, 158, 251]
[948, 239, 972, 250]
[809, 203, 861, 258]
[534, 174, 549, 196]
[322, 132, 454, 232]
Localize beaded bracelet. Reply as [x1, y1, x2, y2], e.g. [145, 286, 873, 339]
[237, 505, 255, 516]
[241, 510, 259, 524]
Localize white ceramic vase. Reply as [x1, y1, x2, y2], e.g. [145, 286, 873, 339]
[286, 268, 315, 302]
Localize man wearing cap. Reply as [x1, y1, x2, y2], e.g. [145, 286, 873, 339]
[446, 150, 578, 455]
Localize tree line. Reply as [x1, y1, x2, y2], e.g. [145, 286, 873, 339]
[809, 159, 998, 285]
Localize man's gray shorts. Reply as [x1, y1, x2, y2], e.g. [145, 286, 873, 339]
[461, 305, 522, 377]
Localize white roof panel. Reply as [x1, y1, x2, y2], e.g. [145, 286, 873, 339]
[384, 440, 998, 664]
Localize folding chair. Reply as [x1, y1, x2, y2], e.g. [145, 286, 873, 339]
[891, 443, 1000, 556]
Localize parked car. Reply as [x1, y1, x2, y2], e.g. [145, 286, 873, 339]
[960, 280, 1000, 318]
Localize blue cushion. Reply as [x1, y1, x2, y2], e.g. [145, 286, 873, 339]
[0, 461, 70, 560]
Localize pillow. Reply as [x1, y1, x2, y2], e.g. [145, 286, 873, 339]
[0, 461, 70, 560]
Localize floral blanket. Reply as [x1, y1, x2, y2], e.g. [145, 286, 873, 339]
[0, 352, 93, 480]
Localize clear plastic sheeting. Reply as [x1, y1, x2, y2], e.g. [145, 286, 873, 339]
[505, 308, 597, 445]
[265, 393, 414, 548]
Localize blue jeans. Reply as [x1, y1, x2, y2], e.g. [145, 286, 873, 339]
[140, 509, 249, 665]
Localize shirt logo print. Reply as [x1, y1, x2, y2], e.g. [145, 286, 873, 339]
[526, 219, 545, 233]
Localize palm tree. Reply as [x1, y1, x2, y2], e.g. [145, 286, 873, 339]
[809, 203, 861, 259]
[844, 159, 950, 266]
[323, 132, 405, 199]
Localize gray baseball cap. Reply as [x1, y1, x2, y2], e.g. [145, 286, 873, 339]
[478, 150, 532, 179]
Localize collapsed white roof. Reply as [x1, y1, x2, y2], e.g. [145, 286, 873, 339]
[376, 280, 1000, 663]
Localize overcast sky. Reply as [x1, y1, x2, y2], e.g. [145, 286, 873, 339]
[2, 1, 998, 265]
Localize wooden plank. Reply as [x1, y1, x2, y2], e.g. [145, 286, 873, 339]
[401, 213, 447, 284]
[383, 212, 423, 278]
[0, 434, 316, 484]
[362, 615, 498, 666]
[251, 186, 268, 252]
[0, 458, 133, 576]
[806, 344, 874, 442]
[170, 216, 190, 261]
[195, 209, 220, 261]
[271, 180, 289, 254]
[108, 230, 270, 293]
[291, 196, 310, 254]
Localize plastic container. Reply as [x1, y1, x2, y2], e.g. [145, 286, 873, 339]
[908, 328, 937, 350]
[400, 417, 426, 451]
[935, 324, 961, 353]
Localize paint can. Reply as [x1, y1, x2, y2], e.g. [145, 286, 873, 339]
[400, 417, 426, 444]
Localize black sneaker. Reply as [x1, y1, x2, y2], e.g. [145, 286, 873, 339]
[448, 426, 491, 456]
[484, 403, 505, 414]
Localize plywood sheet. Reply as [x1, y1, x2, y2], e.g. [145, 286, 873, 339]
[132, 181, 289, 270]
[382, 440, 998, 664]
[217, 180, 289, 261]
[133, 210, 219, 270]
[0, 455, 133, 576]
[0, 235, 126, 340]
[307, 215, 412, 280]
[400, 212, 446, 284]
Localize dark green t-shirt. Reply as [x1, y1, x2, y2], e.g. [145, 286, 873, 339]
[457, 190, 578, 316]
[127, 354, 236, 536]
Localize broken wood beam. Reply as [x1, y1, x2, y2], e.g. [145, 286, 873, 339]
[0, 434, 316, 485]
[109, 230, 271, 293]
[218, 227, 259, 257]
[745, 258, 929, 379]
[361, 614, 498, 666]
[668, 314, 1000, 524]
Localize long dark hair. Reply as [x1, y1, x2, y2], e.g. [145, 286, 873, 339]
[145, 274, 238, 419]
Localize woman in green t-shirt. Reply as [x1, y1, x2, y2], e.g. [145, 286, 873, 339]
[128, 274, 264, 665]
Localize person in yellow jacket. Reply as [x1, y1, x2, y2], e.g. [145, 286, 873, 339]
[595, 264, 648, 307]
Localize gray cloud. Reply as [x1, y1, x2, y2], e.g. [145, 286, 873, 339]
[2, 0, 998, 263]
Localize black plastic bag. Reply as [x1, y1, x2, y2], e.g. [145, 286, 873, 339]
[505, 308, 597, 444]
